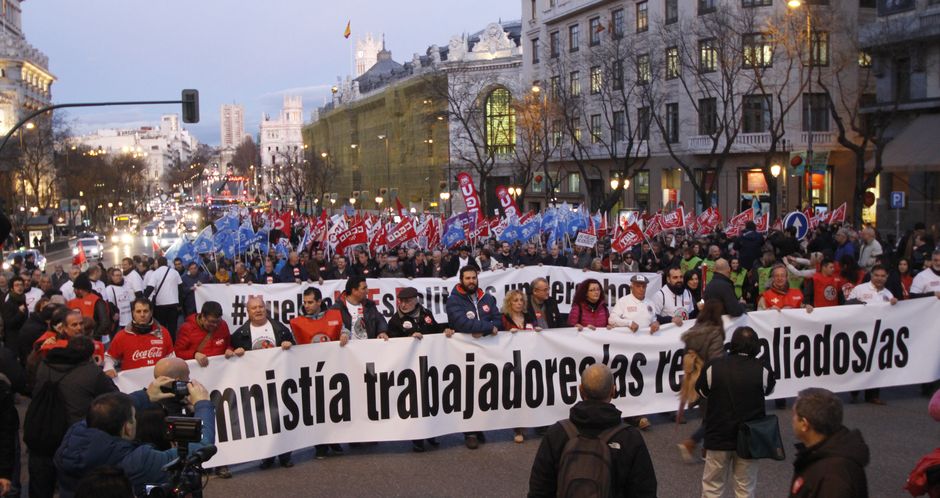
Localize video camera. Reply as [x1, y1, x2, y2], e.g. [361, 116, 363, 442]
[160, 380, 190, 400]
[145, 417, 215, 498]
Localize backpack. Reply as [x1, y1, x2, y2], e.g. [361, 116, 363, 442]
[23, 370, 72, 455]
[556, 419, 627, 498]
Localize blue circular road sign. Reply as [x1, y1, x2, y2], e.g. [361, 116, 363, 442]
[784, 211, 809, 240]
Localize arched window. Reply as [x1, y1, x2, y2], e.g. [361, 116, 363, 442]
[484, 87, 515, 155]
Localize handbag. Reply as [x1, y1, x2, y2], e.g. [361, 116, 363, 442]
[724, 365, 786, 461]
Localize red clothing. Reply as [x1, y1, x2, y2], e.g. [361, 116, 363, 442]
[567, 301, 610, 328]
[107, 323, 174, 370]
[811, 272, 844, 307]
[290, 309, 344, 345]
[174, 313, 231, 359]
[68, 293, 100, 319]
[901, 274, 913, 299]
[501, 314, 534, 331]
[762, 287, 804, 309]
[34, 332, 106, 366]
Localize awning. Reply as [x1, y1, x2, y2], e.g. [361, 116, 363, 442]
[871, 114, 940, 172]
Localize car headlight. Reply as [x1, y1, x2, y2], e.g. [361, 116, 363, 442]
[122, 234, 133, 244]
[72, 247, 79, 255]
[1, 262, 9, 270]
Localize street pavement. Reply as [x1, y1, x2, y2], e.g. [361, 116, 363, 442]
[201, 385, 937, 497]
[43, 235, 154, 271]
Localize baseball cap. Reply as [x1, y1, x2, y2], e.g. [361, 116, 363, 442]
[630, 274, 649, 284]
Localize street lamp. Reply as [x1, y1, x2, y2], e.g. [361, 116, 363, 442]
[375, 195, 384, 208]
[770, 164, 782, 178]
[349, 197, 357, 205]
[377, 133, 390, 190]
[610, 177, 620, 191]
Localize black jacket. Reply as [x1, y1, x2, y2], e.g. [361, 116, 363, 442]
[1, 293, 27, 346]
[332, 294, 388, 339]
[16, 313, 46, 366]
[695, 353, 775, 451]
[0, 368, 17, 482]
[387, 305, 444, 338]
[734, 230, 765, 271]
[33, 346, 118, 426]
[703, 273, 746, 317]
[789, 427, 870, 498]
[524, 296, 563, 329]
[528, 400, 657, 497]
[230, 317, 295, 350]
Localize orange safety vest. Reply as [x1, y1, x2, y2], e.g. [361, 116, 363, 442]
[68, 293, 100, 319]
[762, 287, 803, 309]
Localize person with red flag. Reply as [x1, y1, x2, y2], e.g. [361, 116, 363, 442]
[72, 241, 87, 267]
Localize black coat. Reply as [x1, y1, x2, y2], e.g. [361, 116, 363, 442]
[789, 427, 870, 498]
[0, 370, 16, 482]
[33, 346, 118, 426]
[387, 305, 444, 338]
[332, 294, 388, 339]
[528, 400, 657, 497]
[734, 230, 765, 271]
[703, 273, 746, 317]
[230, 318, 295, 350]
[524, 296, 564, 329]
[16, 313, 47, 366]
[695, 353, 775, 451]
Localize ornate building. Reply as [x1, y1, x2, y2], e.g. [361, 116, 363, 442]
[355, 33, 383, 77]
[0, 0, 53, 134]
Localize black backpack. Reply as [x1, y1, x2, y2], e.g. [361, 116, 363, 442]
[556, 420, 627, 498]
[23, 371, 71, 455]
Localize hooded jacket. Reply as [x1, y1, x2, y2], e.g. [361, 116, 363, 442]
[54, 399, 215, 498]
[789, 427, 870, 498]
[33, 346, 117, 426]
[528, 399, 657, 497]
[445, 284, 501, 335]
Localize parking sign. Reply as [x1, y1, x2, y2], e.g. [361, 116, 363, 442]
[890, 191, 906, 209]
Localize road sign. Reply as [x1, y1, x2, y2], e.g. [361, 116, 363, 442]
[784, 211, 809, 240]
[890, 191, 906, 209]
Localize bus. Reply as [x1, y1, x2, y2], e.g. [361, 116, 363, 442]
[112, 214, 139, 244]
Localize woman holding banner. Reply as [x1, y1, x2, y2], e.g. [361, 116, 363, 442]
[500, 289, 536, 444]
[567, 279, 610, 330]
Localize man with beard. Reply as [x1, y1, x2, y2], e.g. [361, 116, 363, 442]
[445, 266, 501, 449]
[652, 266, 696, 325]
[332, 276, 388, 343]
[910, 249, 940, 299]
[325, 254, 352, 280]
[103, 297, 175, 377]
[105, 268, 136, 333]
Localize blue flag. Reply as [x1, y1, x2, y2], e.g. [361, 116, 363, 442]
[192, 226, 215, 254]
[441, 222, 466, 249]
[214, 214, 239, 233]
[176, 239, 197, 266]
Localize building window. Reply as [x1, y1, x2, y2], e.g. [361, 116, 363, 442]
[742, 94, 772, 133]
[666, 46, 680, 79]
[699, 0, 716, 13]
[802, 93, 830, 132]
[858, 51, 872, 67]
[743, 33, 773, 68]
[590, 114, 603, 143]
[552, 119, 563, 146]
[484, 87, 516, 155]
[550, 31, 560, 58]
[590, 66, 603, 94]
[612, 59, 624, 90]
[665, 103, 679, 143]
[699, 97, 718, 135]
[570, 70, 581, 97]
[637, 54, 651, 84]
[531, 38, 540, 63]
[637, 107, 650, 140]
[613, 110, 626, 141]
[531, 0, 537, 19]
[569, 24, 580, 52]
[589, 17, 602, 46]
[550, 74, 561, 100]
[742, 0, 772, 6]
[894, 57, 911, 102]
[699, 39, 717, 73]
[572, 117, 582, 142]
[635, 170, 650, 210]
[567, 172, 581, 193]
[612, 8, 625, 38]
[665, 0, 679, 23]
[809, 31, 829, 66]
[637, 1, 649, 32]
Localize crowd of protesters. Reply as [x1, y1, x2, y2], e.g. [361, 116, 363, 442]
[0, 215, 938, 497]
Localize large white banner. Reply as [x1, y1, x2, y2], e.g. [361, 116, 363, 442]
[115, 298, 940, 467]
[194, 266, 662, 329]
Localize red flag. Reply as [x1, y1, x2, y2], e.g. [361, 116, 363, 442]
[425, 217, 440, 250]
[311, 211, 330, 242]
[386, 218, 418, 250]
[495, 185, 521, 219]
[395, 198, 407, 218]
[697, 207, 722, 233]
[727, 209, 755, 230]
[598, 211, 609, 238]
[828, 202, 846, 224]
[772, 216, 784, 232]
[612, 222, 645, 253]
[72, 241, 87, 266]
[644, 214, 663, 239]
[335, 220, 368, 254]
[660, 205, 686, 230]
[587, 214, 597, 236]
[457, 172, 483, 222]
[151, 239, 163, 257]
[755, 212, 770, 233]
[368, 223, 387, 255]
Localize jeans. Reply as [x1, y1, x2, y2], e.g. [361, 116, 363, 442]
[701, 449, 758, 498]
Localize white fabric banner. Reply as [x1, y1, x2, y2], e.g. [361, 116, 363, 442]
[193, 266, 662, 329]
[115, 298, 940, 467]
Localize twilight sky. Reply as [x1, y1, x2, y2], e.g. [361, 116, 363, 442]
[22, 0, 519, 145]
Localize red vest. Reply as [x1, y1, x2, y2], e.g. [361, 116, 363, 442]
[290, 309, 344, 345]
[68, 293, 100, 319]
[812, 273, 843, 307]
[762, 287, 803, 309]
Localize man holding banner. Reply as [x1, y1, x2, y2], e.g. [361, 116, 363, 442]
[333, 276, 388, 344]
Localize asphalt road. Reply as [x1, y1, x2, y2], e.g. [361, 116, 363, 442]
[43, 234, 156, 271]
[199, 385, 936, 497]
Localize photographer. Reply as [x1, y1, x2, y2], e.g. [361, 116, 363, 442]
[54, 379, 215, 498]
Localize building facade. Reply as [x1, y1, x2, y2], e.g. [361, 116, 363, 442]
[220, 103, 246, 149]
[521, 0, 874, 220]
[260, 95, 304, 169]
[355, 33, 383, 77]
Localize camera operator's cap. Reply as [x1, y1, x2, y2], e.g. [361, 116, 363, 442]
[397, 287, 419, 299]
[630, 274, 649, 285]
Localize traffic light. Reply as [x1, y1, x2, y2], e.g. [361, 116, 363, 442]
[181, 89, 199, 123]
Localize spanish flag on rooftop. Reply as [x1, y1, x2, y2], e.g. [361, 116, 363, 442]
[343, 20, 351, 39]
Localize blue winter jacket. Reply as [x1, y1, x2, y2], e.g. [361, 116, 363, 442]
[54, 399, 216, 498]
[445, 285, 501, 335]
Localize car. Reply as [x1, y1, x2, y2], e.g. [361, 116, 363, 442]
[157, 231, 180, 250]
[111, 229, 134, 245]
[70, 235, 104, 261]
[2, 249, 47, 273]
[76, 231, 105, 243]
[142, 222, 160, 237]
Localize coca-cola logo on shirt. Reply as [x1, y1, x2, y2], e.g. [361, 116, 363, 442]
[130, 347, 165, 363]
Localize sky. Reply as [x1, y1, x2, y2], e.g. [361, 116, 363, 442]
[22, 0, 519, 145]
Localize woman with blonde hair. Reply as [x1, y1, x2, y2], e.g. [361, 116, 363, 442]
[500, 289, 535, 443]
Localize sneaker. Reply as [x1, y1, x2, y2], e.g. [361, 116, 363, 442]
[412, 440, 426, 453]
[214, 465, 232, 479]
[677, 442, 695, 463]
[259, 459, 274, 470]
[315, 446, 328, 460]
[638, 417, 651, 431]
[465, 435, 479, 450]
[279, 458, 294, 468]
[329, 444, 344, 454]
[426, 437, 440, 447]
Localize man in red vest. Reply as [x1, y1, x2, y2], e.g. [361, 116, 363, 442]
[67, 274, 112, 341]
[758, 265, 809, 311]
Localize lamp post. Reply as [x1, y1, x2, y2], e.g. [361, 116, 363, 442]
[440, 191, 450, 216]
[377, 133, 390, 198]
[789, 0, 814, 209]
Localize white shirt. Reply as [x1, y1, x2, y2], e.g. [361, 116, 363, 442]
[858, 240, 883, 272]
[23, 287, 43, 314]
[911, 268, 940, 295]
[609, 293, 655, 328]
[848, 282, 894, 304]
[124, 270, 146, 295]
[345, 299, 367, 340]
[249, 322, 277, 350]
[105, 283, 137, 326]
[144, 266, 182, 306]
[59, 280, 76, 302]
[651, 286, 694, 321]
[90, 279, 106, 296]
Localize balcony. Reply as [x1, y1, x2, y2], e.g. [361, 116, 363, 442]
[687, 132, 771, 153]
[799, 131, 836, 146]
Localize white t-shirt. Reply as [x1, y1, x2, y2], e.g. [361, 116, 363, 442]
[125, 270, 145, 295]
[609, 293, 655, 328]
[144, 266, 182, 306]
[91, 279, 106, 296]
[59, 280, 76, 302]
[848, 282, 894, 304]
[345, 300, 367, 340]
[24, 287, 43, 313]
[651, 286, 694, 321]
[249, 322, 277, 350]
[106, 284, 137, 326]
[911, 268, 940, 295]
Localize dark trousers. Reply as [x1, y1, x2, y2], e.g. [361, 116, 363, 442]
[28, 451, 56, 498]
[153, 304, 179, 341]
[261, 451, 292, 466]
